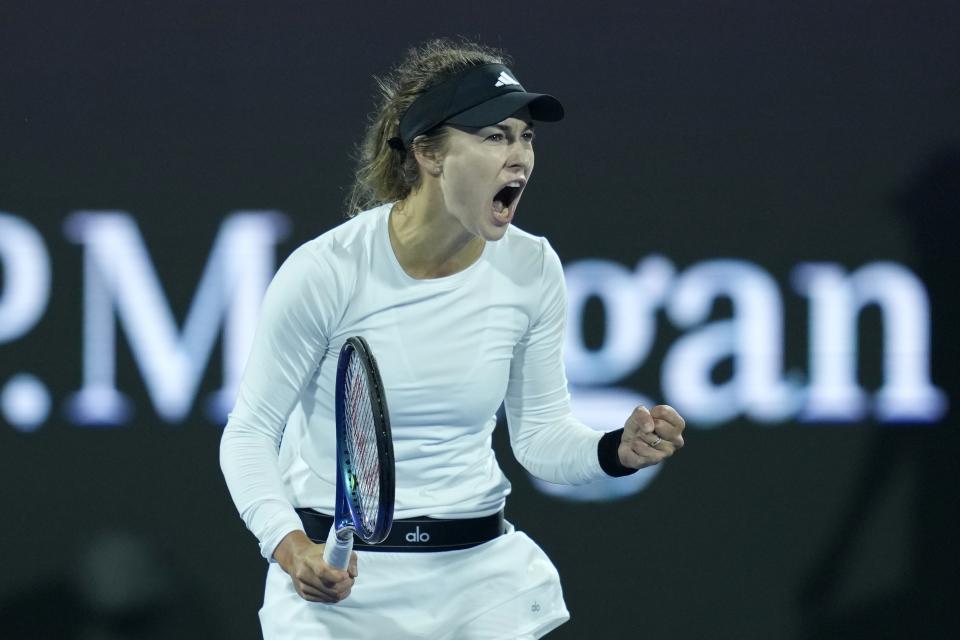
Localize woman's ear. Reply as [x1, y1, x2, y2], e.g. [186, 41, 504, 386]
[412, 136, 443, 176]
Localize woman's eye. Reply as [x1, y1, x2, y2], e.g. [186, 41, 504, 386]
[486, 133, 505, 142]
[522, 131, 535, 142]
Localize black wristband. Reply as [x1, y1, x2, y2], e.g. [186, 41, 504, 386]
[598, 428, 639, 477]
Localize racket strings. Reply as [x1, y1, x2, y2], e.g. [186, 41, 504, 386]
[344, 356, 382, 537]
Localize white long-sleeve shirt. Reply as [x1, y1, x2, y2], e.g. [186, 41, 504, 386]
[220, 203, 606, 560]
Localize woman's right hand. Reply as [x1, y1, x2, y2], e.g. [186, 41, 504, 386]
[273, 530, 358, 603]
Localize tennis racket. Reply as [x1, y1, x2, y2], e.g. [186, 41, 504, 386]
[322, 336, 396, 570]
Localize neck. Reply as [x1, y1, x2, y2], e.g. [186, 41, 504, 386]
[388, 187, 485, 279]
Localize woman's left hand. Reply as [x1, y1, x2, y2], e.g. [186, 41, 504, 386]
[618, 404, 686, 469]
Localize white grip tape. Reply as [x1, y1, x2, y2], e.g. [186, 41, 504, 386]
[322, 523, 354, 570]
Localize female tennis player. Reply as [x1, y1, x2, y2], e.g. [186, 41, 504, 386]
[220, 38, 686, 639]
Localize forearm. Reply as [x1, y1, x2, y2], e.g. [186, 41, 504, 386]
[508, 411, 606, 485]
[219, 417, 305, 560]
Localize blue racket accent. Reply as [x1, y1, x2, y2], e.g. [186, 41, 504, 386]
[323, 337, 395, 570]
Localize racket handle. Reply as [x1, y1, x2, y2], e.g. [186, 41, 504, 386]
[322, 524, 354, 570]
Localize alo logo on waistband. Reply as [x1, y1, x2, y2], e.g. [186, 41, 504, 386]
[405, 526, 431, 543]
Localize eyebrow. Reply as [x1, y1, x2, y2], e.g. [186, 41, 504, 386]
[490, 123, 535, 134]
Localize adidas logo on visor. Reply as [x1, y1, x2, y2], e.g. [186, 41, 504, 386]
[494, 71, 520, 87]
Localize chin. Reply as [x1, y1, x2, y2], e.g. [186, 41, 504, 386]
[482, 222, 511, 241]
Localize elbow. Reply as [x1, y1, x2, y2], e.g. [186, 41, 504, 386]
[511, 437, 573, 485]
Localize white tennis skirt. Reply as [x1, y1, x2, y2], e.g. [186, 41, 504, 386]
[258, 524, 570, 639]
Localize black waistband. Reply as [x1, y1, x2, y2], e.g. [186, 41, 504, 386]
[295, 508, 505, 552]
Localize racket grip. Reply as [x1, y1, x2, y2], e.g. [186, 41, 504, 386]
[322, 523, 354, 570]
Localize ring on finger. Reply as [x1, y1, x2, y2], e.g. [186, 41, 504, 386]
[650, 435, 662, 448]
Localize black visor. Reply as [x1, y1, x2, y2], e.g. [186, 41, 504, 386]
[394, 63, 564, 149]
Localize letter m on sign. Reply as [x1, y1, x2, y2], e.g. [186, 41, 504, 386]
[64, 211, 289, 425]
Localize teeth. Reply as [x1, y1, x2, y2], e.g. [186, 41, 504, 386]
[506, 181, 522, 188]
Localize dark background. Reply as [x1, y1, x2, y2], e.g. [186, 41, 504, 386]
[2, 2, 959, 638]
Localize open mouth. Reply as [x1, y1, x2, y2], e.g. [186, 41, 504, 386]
[492, 180, 525, 213]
